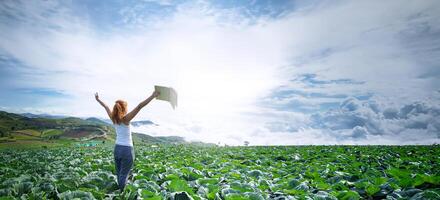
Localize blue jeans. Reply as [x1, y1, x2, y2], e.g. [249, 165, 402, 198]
[114, 144, 134, 190]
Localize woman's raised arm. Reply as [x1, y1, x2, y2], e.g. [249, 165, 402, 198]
[95, 92, 112, 120]
[123, 91, 160, 123]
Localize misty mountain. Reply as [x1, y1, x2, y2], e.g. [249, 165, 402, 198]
[131, 120, 156, 127]
[20, 113, 67, 119]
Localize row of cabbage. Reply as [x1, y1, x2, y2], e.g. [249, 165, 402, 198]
[0, 145, 439, 199]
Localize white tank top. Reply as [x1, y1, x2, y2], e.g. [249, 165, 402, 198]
[114, 123, 133, 146]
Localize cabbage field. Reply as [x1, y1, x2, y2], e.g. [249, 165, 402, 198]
[0, 145, 439, 200]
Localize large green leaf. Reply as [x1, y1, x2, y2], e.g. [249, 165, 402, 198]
[58, 190, 96, 200]
[336, 190, 361, 200]
[169, 179, 194, 194]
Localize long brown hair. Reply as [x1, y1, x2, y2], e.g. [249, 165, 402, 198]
[112, 100, 127, 124]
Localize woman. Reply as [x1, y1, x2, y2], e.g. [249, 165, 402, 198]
[94, 90, 160, 190]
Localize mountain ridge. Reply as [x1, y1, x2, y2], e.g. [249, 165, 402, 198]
[0, 110, 207, 148]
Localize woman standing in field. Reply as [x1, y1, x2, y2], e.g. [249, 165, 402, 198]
[94, 90, 160, 191]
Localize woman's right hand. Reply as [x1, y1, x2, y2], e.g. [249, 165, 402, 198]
[151, 91, 160, 98]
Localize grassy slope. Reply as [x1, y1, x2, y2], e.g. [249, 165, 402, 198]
[0, 111, 114, 149]
[41, 129, 63, 137]
[0, 110, 196, 149]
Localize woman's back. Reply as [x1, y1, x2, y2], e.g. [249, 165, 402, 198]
[95, 90, 159, 191]
[114, 123, 133, 146]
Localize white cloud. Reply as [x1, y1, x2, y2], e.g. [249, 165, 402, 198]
[351, 126, 368, 139]
[310, 96, 440, 144]
[1, 0, 289, 145]
[1, 0, 439, 145]
[274, 0, 440, 105]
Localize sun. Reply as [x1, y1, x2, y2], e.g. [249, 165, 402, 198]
[176, 67, 276, 118]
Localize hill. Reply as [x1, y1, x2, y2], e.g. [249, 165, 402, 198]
[20, 113, 67, 119]
[133, 133, 185, 144]
[86, 117, 111, 126]
[0, 110, 114, 148]
[0, 110, 197, 148]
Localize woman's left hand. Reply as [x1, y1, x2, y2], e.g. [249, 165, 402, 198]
[95, 92, 100, 101]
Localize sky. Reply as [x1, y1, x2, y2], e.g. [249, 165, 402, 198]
[0, 0, 439, 145]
